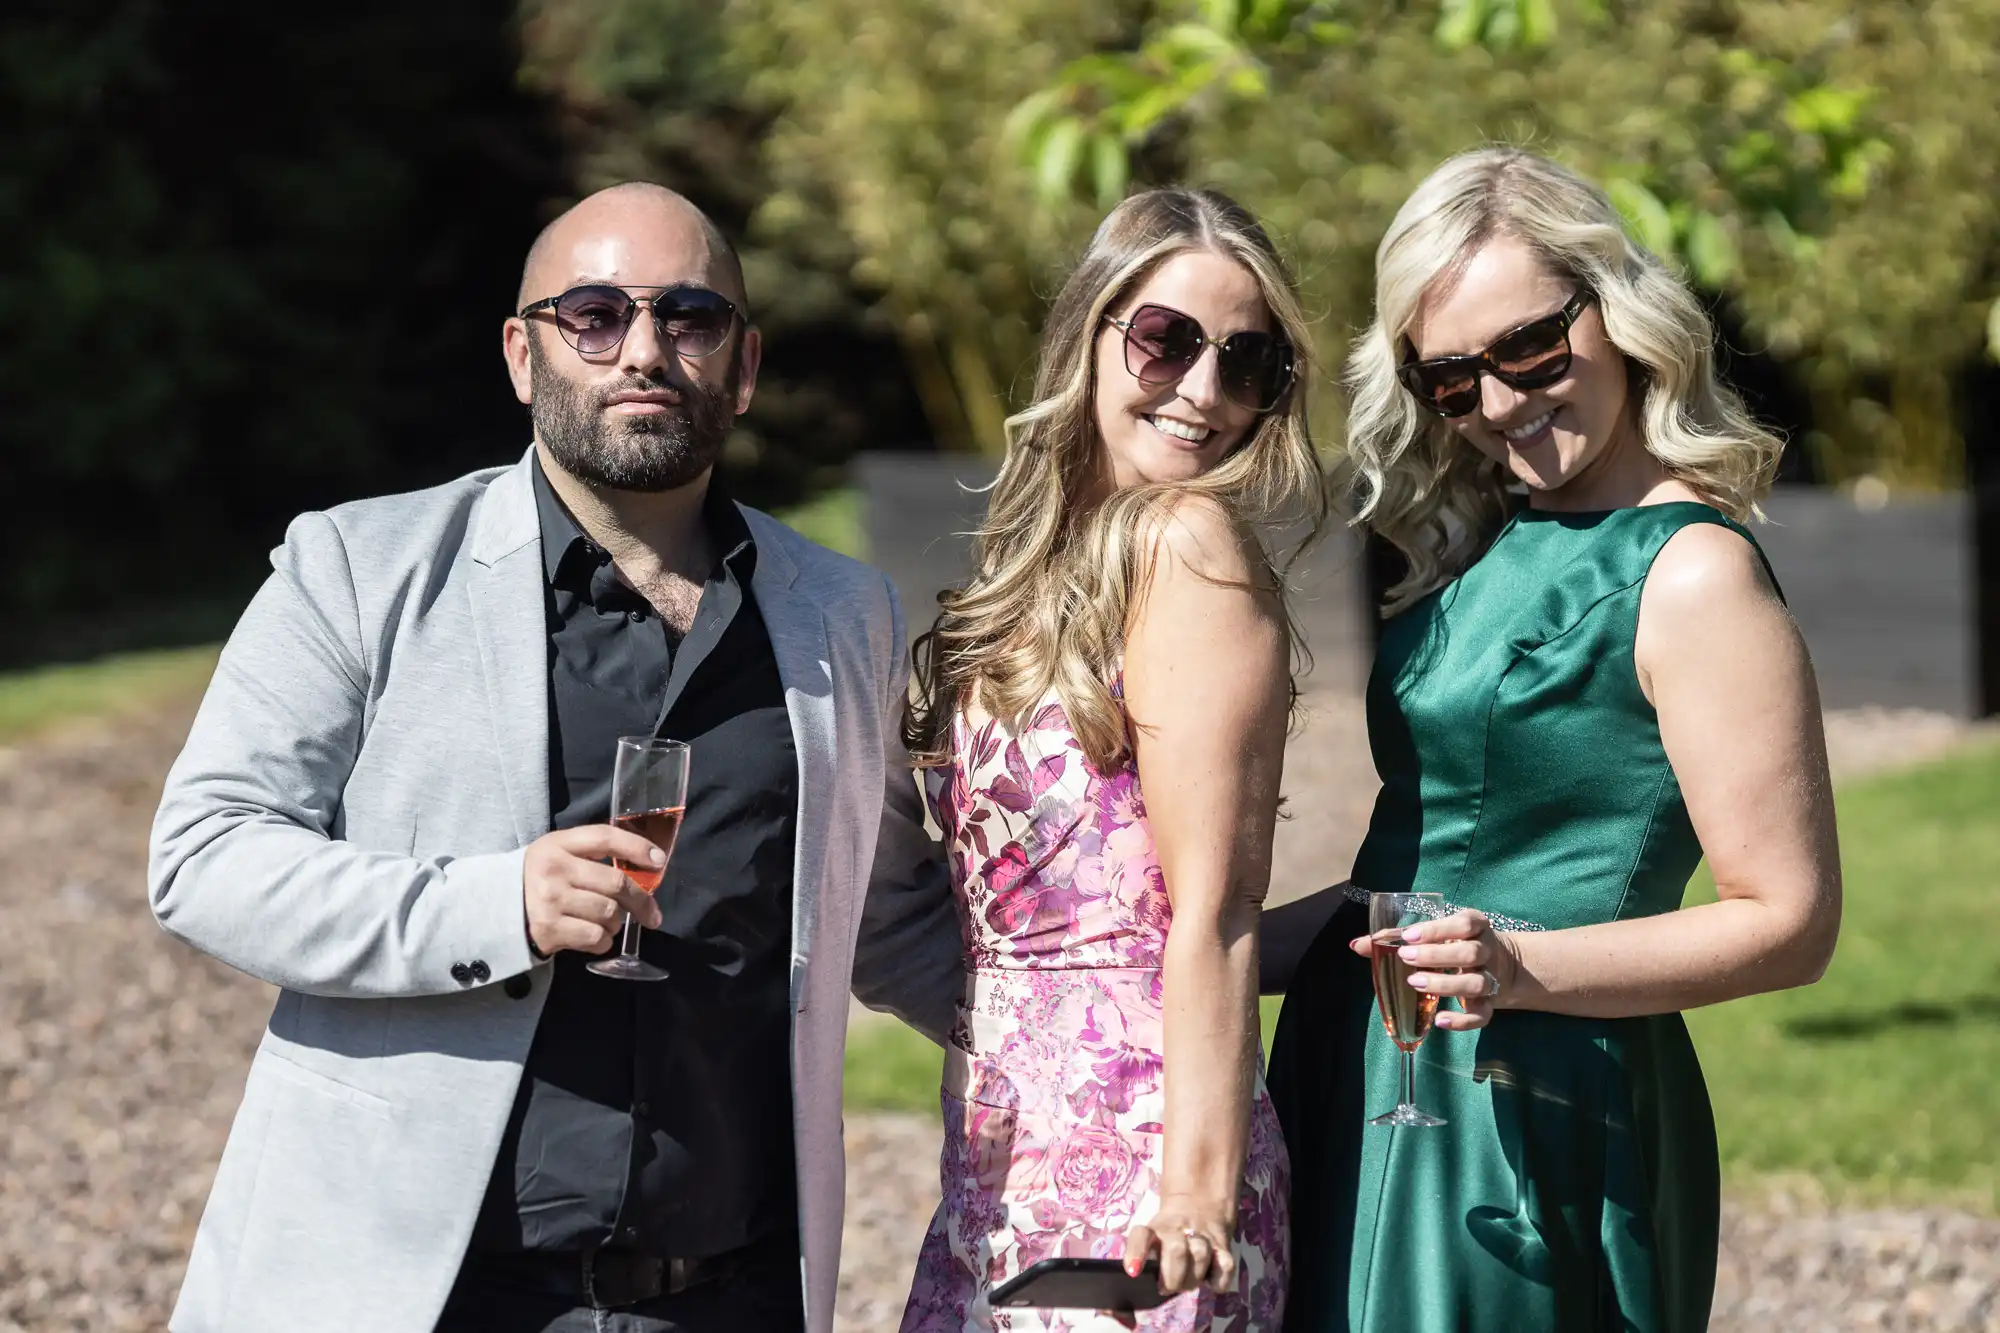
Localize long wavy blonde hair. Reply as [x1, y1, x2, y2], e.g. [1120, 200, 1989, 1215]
[1347, 147, 1784, 611]
[905, 188, 1326, 771]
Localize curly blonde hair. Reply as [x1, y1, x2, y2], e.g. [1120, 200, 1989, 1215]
[905, 188, 1326, 771]
[1346, 147, 1784, 611]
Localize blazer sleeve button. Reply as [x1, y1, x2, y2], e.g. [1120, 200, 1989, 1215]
[450, 962, 473, 985]
[469, 960, 491, 983]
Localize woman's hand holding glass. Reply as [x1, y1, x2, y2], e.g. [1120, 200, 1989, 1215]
[1349, 908, 1520, 1030]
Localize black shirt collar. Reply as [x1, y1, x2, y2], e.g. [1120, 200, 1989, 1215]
[531, 453, 755, 593]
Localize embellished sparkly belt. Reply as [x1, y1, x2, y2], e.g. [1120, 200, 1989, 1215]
[1340, 882, 1546, 934]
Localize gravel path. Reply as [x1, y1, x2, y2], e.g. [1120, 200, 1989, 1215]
[0, 703, 264, 1333]
[0, 694, 1992, 1332]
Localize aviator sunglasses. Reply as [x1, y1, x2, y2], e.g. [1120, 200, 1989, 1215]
[517, 283, 741, 358]
[1104, 303, 1296, 413]
[1398, 289, 1595, 419]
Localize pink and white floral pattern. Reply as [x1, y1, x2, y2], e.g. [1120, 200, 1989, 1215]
[899, 697, 1289, 1333]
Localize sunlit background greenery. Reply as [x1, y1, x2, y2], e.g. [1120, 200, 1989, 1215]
[9, 0, 2000, 661]
[524, 0, 2000, 487]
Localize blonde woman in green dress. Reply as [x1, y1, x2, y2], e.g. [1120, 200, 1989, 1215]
[1263, 148, 1843, 1332]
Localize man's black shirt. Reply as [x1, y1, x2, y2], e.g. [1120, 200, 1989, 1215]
[468, 457, 800, 1259]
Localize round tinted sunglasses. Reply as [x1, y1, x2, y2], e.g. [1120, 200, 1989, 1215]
[518, 283, 740, 358]
[1104, 303, 1295, 414]
[1398, 290, 1595, 419]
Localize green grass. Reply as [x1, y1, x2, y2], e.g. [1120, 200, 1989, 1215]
[847, 744, 2000, 1212]
[775, 487, 867, 560]
[845, 1012, 948, 1114]
[1684, 739, 2000, 1211]
[0, 645, 221, 744]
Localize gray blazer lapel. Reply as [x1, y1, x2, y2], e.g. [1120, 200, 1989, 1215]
[745, 508, 834, 1002]
[467, 451, 551, 849]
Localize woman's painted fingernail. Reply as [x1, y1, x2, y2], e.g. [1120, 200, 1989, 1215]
[1398, 946, 1419, 962]
[1407, 973, 1432, 989]
[1403, 925, 1423, 942]
[649, 845, 666, 865]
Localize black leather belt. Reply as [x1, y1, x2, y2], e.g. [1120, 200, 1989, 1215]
[465, 1231, 796, 1310]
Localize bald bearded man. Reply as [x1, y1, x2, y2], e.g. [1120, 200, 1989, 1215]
[148, 184, 961, 1333]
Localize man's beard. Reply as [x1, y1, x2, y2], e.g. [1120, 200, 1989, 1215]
[529, 336, 739, 493]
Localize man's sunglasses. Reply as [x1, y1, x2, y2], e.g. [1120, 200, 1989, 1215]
[1103, 303, 1295, 414]
[517, 283, 740, 358]
[1397, 290, 1595, 419]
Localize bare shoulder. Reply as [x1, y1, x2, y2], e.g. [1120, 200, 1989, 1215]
[1139, 492, 1264, 588]
[1641, 518, 1780, 623]
[1637, 517, 1803, 695]
[1127, 493, 1282, 675]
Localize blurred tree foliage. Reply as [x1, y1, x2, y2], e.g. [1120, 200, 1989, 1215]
[522, 0, 1139, 456]
[12, 0, 1993, 660]
[1136, 0, 2000, 487]
[539, 0, 1996, 485]
[516, 0, 931, 491]
[730, 0, 1138, 454]
[0, 0, 561, 651]
[1038, 0, 2000, 486]
[5, 0, 934, 652]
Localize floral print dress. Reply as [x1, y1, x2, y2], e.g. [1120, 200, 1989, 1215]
[898, 695, 1289, 1333]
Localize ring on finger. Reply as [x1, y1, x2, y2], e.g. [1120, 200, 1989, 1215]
[1480, 968, 1499, 998]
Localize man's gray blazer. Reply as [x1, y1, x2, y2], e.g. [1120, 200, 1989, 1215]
[148, 450, 961, 1333]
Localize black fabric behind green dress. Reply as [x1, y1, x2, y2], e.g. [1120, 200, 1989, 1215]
[1270, 502, 1776, 1333]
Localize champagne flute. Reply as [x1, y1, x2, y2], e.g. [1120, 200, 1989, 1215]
[587, 736, 689, 982]
[1367, 889, 1447, 1127]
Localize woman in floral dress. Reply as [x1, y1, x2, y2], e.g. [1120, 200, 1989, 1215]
[897, 188, 1325, 1332]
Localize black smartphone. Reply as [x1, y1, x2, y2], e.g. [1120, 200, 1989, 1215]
[988, 1257, 1166, 1312]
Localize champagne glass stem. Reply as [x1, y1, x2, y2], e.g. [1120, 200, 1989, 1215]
[1403, 1049, 1417, 1111]
[619, 913, 641, 961]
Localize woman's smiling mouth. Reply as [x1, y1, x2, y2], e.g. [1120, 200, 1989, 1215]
[1500, 408, 1556, 448]
[1146, 414, 1214, 444]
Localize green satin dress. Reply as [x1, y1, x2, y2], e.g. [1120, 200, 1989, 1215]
[1270, 502, 1770, 1333]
